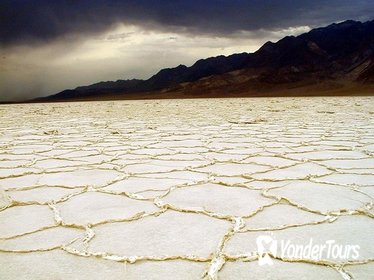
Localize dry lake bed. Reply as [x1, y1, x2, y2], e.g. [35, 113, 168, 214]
[0, 97, 373, 279]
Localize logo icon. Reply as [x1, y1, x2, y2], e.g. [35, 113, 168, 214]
[256, 235, 277, 265]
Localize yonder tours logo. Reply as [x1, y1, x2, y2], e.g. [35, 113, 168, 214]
[256, 235, 360, 266]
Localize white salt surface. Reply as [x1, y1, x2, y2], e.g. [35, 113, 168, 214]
[0, 97, 373, 279]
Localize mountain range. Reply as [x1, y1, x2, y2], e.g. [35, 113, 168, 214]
[37, 19, 374, 101]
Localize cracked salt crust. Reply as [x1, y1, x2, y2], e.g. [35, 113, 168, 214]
[219, 260, 341, 279]
[0, 97, 373, 279]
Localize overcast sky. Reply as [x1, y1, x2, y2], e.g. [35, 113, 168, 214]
[1, 0, 373, 101]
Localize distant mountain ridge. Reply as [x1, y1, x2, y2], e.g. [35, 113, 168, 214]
[39, 19, 374, 101]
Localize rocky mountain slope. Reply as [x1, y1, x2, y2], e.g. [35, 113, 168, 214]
[40, 19, 374, 101]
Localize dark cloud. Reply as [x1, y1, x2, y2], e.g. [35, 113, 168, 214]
[1, 0, 373, 46]
[1, 0, 373, 102]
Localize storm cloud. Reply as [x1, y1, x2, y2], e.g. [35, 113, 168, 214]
[1, 0, 373, 46]
[0, 1, 373, 101]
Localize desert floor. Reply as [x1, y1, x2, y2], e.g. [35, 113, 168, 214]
[0, 97, 373, 279]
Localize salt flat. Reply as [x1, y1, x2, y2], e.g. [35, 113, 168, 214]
[0, 97, 373, 280]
